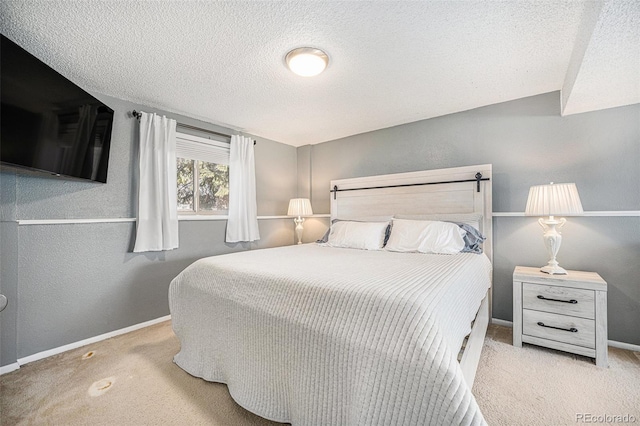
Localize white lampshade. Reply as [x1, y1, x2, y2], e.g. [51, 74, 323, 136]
[525, 183, 583, 217]
[288, 198, 313, 217]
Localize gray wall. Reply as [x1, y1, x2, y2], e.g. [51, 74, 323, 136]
[2, 90, 638, 368]
[0, 171, 19, 368]
[0, 94, 298, 366]
[301, 92, 640, 345]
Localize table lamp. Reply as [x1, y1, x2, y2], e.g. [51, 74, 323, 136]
[288, 198, 313, 244]
[525, 182, 583, 275]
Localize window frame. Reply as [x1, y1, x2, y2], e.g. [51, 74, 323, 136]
[175, 131, 230, 216]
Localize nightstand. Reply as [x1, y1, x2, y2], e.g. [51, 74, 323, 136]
[513, 266, 608, 367]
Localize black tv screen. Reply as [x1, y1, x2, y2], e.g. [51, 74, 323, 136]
[1, 34, 114, 183]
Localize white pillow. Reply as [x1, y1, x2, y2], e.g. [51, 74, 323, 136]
[385, 219, 466, 254]
[326, 221, 389, 250]
[417, 221, 467, 254]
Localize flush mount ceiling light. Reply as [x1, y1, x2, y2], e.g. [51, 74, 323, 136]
[285, 47, 329, 77]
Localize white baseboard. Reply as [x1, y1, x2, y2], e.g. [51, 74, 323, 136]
[3, 314, 636, 376]
[491, 318, 513, 327]
[491, 318, 640, 352]
[1, 314, 171, 375]
[607, 340, 640, 352]
[0, 362, 20, 375]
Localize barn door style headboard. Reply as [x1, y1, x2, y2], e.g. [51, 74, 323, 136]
[329, 164, 493, 264]
[329, 164, 494, 385]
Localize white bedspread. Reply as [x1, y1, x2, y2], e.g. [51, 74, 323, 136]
[169, 244, 491, 425]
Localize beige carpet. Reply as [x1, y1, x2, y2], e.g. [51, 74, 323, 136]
[474, 326, 640, 425]
[1, 321, 638, 425]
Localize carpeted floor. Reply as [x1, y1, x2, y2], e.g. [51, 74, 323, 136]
[1, 321, 638, 425]
[474, 326, 640, 425]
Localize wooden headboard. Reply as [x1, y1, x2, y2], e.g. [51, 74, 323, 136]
[329, 164, 493, 264]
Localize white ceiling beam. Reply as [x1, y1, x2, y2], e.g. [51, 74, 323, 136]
[561, 1, 604, 115]
[562, 0, 640, 116]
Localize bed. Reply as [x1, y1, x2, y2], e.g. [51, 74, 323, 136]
[169, 164, 493, 425]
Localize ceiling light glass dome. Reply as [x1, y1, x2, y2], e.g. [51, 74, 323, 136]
[285, 47, 329, 77]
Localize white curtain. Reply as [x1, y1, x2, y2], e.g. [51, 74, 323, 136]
[226, 135, 260, 242]
[133, 112, 179, 252]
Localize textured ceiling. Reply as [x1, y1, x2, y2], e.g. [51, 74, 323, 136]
[0, 1, 637, 147]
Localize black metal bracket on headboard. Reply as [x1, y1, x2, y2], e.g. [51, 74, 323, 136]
[331, 172, 489, 200]
[475, 172, 483, 192]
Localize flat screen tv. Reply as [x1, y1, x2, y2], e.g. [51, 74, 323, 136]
[1, 34, 114, 183]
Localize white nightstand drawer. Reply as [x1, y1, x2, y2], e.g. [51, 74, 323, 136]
[523, 309, 595, 349]
[523, 282, 595, 319]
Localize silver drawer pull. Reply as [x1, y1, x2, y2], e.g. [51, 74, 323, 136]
[537, 321, 578, 333]
[537, 295, 577, 304]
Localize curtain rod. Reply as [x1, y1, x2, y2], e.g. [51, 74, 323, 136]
[130, 110, 255, 145]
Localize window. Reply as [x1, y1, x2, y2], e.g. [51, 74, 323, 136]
[176, 132, 230, 214]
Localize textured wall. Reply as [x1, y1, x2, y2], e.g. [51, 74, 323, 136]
[0, 171, 18, 367]
[0, 94, 297, 366]
[2, 89, 638, 368]
[296, 145, 312, 199]
[303, 92, 640, 345]
[15, 219, 294, 357]
[0, 219, 18, 368]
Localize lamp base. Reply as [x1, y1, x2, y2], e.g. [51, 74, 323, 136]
[294, 217, 305, 245]
[540, 264, 568, 275]
[538, 217, 568, 275]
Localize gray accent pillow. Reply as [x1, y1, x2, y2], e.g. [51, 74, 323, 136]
[456, 222, 486, 253]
